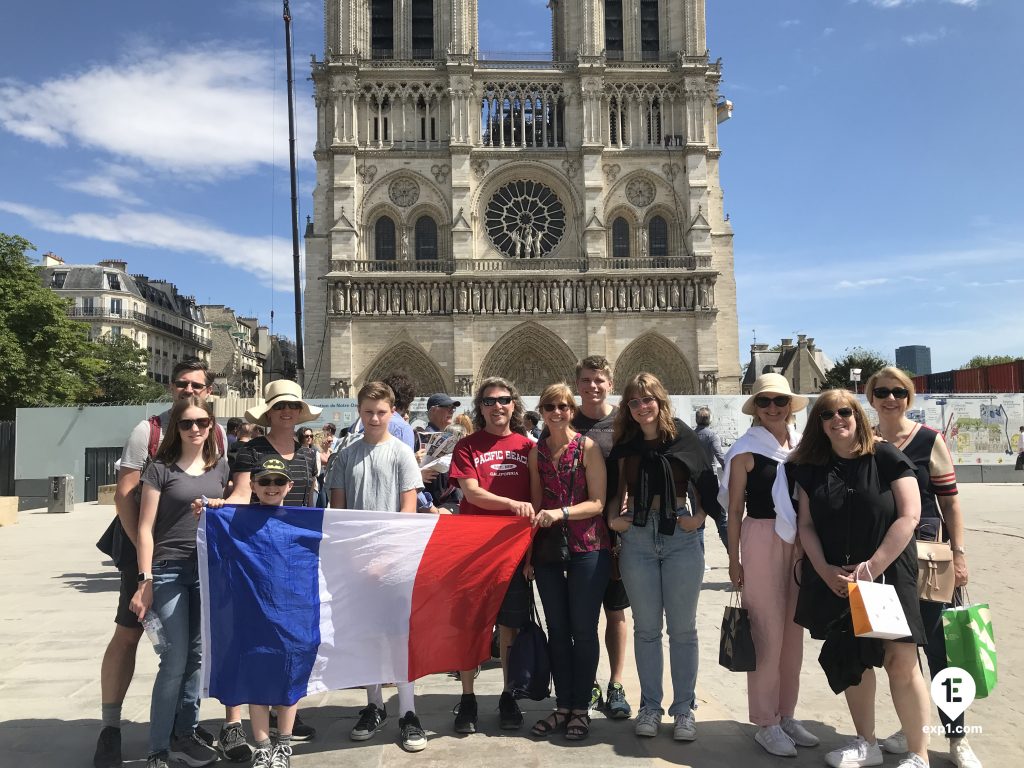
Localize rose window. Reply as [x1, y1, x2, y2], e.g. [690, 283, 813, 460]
[485, 180, 566, 258]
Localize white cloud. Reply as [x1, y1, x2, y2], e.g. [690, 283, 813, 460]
[823, 27, 837, 36]
[60, 163, 144, 204]
[0, 201, 295, 291]
[944, 0, 978, 6]
[780, 19, 801, 28]
[837, 277, 891, 289]
[902, 27, 948, 45]
[0, 45, 315, 179]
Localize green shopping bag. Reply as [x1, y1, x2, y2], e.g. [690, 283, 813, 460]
[942, 590, 996, 698]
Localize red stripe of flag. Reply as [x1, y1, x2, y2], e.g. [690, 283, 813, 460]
[406, 514, 533, 681]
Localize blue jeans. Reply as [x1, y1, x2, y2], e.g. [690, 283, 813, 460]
[534, 549, 611, 710]
[148, 558, 203, 755]
[618, 522, 703, 716]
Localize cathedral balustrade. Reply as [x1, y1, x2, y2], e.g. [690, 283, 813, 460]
[326, 274, 718, 317]
[328, 256, 698, 274]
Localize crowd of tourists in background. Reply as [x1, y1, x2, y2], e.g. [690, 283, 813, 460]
[91, 355, 981, 768]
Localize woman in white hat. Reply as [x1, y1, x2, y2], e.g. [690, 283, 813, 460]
[227, 381, 323, 510]
[718, 373, 818, 757]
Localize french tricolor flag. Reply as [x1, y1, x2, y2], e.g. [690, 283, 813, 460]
[197, 505, 532, 706]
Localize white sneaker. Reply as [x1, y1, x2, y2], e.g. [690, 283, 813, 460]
[896, 754, 929, 768]
[881, 729, 908, 754]
[952, 737, 982, 768]
[824, 736, 883, 768]
[634, 708, 661, 738]
[673, 711, 696, 742]
[755, 725, 797, 757]
[781, 716, 820, 747]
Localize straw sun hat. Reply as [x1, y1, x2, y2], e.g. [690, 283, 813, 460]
[741, 373, 809, 416]
[245, 380, 322, 427]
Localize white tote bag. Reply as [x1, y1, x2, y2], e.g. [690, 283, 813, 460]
[847, 565, 912, 640]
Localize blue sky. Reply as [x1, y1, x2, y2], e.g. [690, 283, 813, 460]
[1, 0, 1020, 372]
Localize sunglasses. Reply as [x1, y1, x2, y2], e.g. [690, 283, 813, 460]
[541, 403, 571, 413]
[627, 396, 657, 409]
[754, 395, 791, 408]
[481, 396, 514, 407]
[872, 387, 909, 400]
[177, 417, 212, 431]
[256, 477, 290, 486]
[819, 407, 855, 421]
[173, 379, 208, 391]
[300, 433, 314, 439]
[271, 401, 303, 411]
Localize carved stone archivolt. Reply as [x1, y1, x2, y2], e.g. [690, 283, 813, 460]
[614, 332, 697, 395]
[330, 275, 716, 317]
[388, 177, 420, 207]
[626, 177, 656, 208]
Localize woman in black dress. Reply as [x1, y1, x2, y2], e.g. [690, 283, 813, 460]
[789, 389, 932, 768]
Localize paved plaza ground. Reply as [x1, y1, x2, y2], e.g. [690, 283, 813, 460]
[1, 484, 1019, 766]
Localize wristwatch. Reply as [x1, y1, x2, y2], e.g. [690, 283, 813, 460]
[951, 545, 966, 555]
[137, 572, 152, 583]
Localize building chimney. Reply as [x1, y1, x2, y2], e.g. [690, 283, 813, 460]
[797, 334, 807, 346]
[752, 343, 770, 352]
[780, 338, 793, 350]
[41, 251, 64, 267]
[98, 259, 128, 272]
[807, 337, 815, 350]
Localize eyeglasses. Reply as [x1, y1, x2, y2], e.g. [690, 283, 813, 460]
[481, 396, 513, 407]
[754, 395, 791, 408]
[172, 379, 208, 391]
[177, 417, 212, 431]
[627, 396, 657, 410]
[271, 401, 303, 411]
[819, 407, 855, 421]
[256, 477, 289, 486]
[872, 387, 909, 400]
[541, 403, 571, 413]
[300, 433, 314, 439]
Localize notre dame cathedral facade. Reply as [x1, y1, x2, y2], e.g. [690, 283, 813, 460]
[303, 0, 740, 397]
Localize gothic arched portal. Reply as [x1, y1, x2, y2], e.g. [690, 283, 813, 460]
[613, 333, 696, 395]
[477, 322, 577, 395]
[359, 340, 447, 395]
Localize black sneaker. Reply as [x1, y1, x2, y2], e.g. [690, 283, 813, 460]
[168, 731, 218, 767]
[350, 704, 387, 741]
[145, 753, 169, 768]
[195, 725, 215, 748]
[605, 682, 632, 719]
[93, 726, 122, 768]
[498, 691, 523, 730]
[218, 722, 253, 763]
[270, 712, 316, 742]
[452, 693, 478, 734]
[399, 712, 427, 752]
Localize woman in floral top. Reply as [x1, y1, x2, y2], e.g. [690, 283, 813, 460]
[527, 382, 609, 741]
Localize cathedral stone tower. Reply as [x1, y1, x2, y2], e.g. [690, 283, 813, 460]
[304, 0, 739, 397]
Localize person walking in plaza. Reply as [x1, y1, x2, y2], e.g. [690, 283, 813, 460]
[227, 380, 322, 742]
[1016, 425, 1024, 470]
[789, 389, 931, 768]
[95, 359, 233, 768]
[867, 368, 981, 768]
[695, 406, 729, 550]
[195, 458, 306, 768]
[570, 356, 633, 719]
[448, 376, 536, 733]
[720, 373, 817, 757]
[606, 372, 715, 743]
[130, 397, 229, 768]
[527, 383, 610, 741]
[326, 381, 427, 752]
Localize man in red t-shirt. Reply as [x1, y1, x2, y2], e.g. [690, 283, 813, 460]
[448, 376, 535, 734]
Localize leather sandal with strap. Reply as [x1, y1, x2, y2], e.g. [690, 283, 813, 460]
[530, 710, 570, 737]
[564, 712, 591, 741]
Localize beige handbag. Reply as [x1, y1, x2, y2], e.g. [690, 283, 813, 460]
[917, 519, 955, 603]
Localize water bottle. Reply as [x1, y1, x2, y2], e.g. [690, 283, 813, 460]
[141, 611, 168, 655]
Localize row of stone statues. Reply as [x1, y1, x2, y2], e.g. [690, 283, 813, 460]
[329, 276, 716, 316]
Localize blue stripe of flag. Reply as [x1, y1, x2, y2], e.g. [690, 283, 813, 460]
[204, 505, 325, 706]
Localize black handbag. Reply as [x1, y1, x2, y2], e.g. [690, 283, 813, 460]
[719, 590, 757, 672]
[507, 590, 551, 701]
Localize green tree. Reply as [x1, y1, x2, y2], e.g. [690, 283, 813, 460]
[0, 233, 105, 418]
[91, 334, 166, 404]
[822, 347, 891, 392]
[960, 354, 1020, 370]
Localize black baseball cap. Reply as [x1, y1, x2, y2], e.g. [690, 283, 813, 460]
[427, 393, 460, 409]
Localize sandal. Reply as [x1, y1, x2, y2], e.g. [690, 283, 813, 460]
[564, 712, 591, 741]
[530, 710, 570, 737]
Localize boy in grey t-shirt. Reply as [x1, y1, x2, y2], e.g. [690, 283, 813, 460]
[326, 381, 427, 753]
